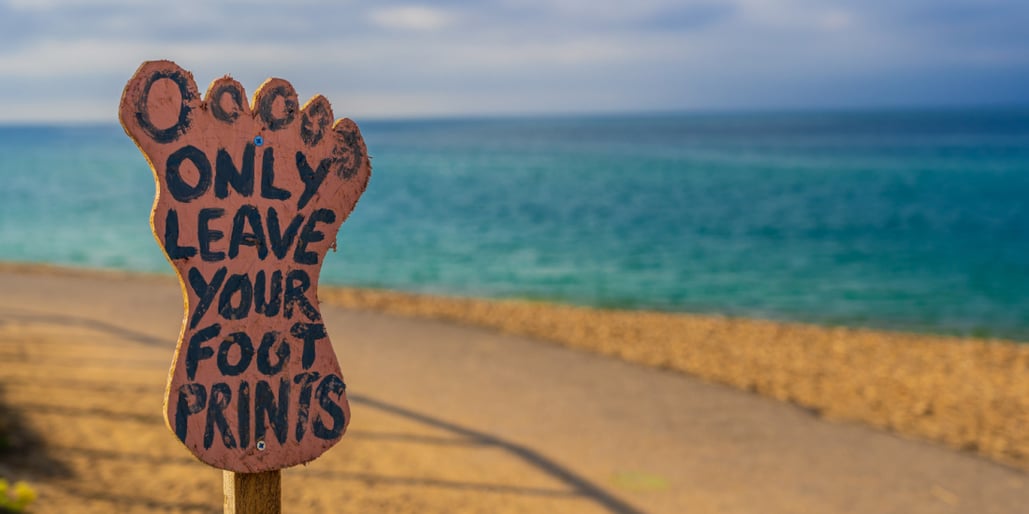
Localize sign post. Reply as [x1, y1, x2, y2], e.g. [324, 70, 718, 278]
[224, 470, 281, 514]
[119, 60, 371, 511]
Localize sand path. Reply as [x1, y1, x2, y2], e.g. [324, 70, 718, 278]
[0, 268, 1026, 513]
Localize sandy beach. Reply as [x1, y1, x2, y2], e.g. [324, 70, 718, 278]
[322, 284, 1029, 470]
[1, 263, 1028, 513]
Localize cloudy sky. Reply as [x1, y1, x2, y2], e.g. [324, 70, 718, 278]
[0, 0, 1027, 122]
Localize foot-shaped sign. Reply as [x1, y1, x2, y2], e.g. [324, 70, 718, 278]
[119, 61, 371, 472]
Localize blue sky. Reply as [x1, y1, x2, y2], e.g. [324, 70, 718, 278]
[0, 0, 1027, 121]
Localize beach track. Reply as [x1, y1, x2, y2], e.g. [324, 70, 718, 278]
[0, 268, 1026, 513]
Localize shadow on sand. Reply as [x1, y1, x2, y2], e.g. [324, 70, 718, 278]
[0, 309, 647, 513]
[0, 384, 73, 480]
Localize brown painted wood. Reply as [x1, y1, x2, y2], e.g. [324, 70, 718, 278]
[224, 471, 281, 514]
[119, 60, 371, 472]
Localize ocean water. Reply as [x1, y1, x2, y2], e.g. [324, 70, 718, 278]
[1, 110, 1028, 340]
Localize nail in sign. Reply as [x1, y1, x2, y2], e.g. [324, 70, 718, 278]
[119, 61, 371, 472]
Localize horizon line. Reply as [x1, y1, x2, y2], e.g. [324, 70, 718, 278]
[0, 103, 1027, 127]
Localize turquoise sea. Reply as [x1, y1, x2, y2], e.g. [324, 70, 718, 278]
[2, 110, 1028, 340]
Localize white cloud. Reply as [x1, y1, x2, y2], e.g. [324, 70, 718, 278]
[817, 10, 856, 31]
[367, 5, 456, 31]
[6, 0, 136, 10]
[0, 0, 1024, 121]
[0, 97, 115, 123]
[0, 39, 304, 78]
[6, 0, 324, 10]
[731, 0, 860, 33]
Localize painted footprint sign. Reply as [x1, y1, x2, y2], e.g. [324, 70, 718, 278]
[119, 61, 371, 472]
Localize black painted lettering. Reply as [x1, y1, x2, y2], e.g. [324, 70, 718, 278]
[255, 378, 289, 445]
[300, 99, 330, 147]
[217, 332, 254, 376]
[254, 270, 282, 317]
[164, 209, 197, 259]
[174, 383, 206, 443]
[290, 322, 326, 370]
[294, 209, 335, 265]
[218, 273, 253, 320]
[198, 208, 226, 261]
[295, 152, 331, 210]
[228, 205, 268, 260]
[313, 374, 347, 440]
[135, 69, 194, 143]
[293, 372, 320, 442]
[284, 269, 320, 322]
[185, 323, 220, 380]
[237, 381, 251, 449]
[187, 266, 226, 329]
[257, 85, 297, 131]
[166, 145, 212, 202]
[204, 383, 236, 450]
[210, 82, 245, 124]
[260, 148, 291, 200]
[266, 208, 303, 260]
[215, 143, 255, 198]
[337, 128, 363, 180]
[257, 331, 290, 375]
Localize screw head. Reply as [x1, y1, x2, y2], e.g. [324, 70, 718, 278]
[254, 135, 264, 146]
[256, 440, 266, 451]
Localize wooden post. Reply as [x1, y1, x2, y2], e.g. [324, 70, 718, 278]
[224, 471, 281, 514]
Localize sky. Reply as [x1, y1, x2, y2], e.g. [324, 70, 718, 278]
[0, 0, 1027, 122]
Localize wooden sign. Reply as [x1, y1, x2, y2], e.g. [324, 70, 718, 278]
[119, 61, 371, 472]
